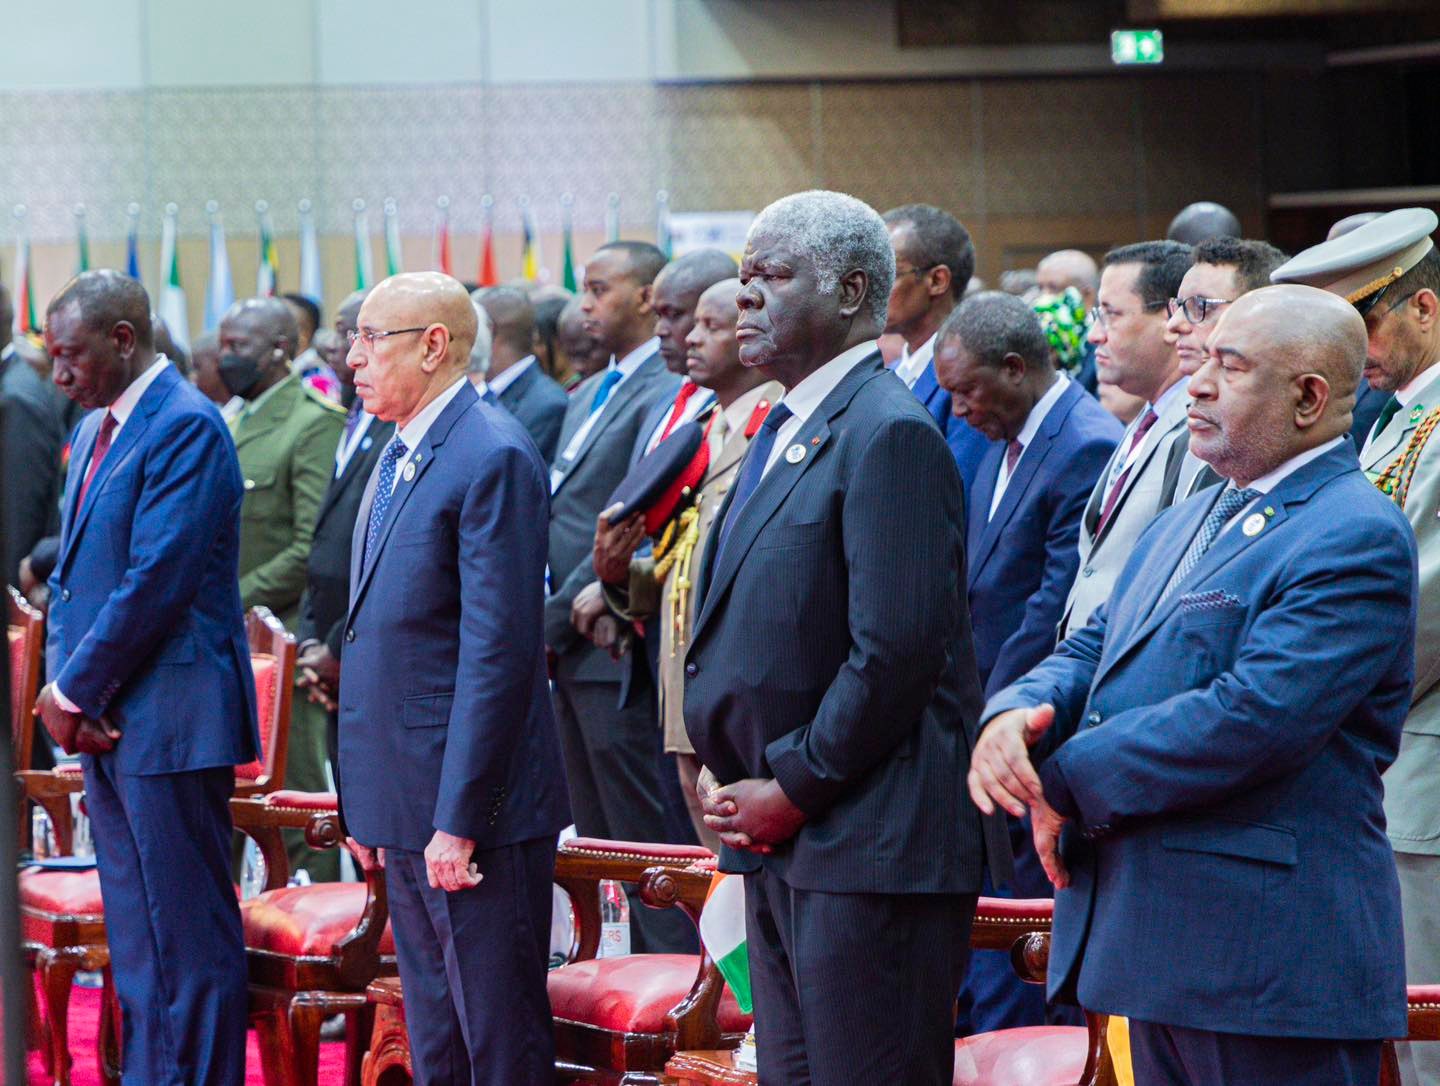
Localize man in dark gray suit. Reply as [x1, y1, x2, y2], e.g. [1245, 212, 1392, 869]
[689, 191, 1008, 1086]
[475, 285, 568, 462]
[545, 241, 686, 949]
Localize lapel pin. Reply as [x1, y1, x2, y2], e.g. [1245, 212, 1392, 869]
[1411, 405, 1426, 425]
[810, 436, 821, 446]
[243, 478, 255, 491]
[1242, 512, 1266, 537]
[1263, 505, 1275, 517]
[402, 462, 416, 482]
[785, 444, 806, 464]
[361, 435, 372, 451]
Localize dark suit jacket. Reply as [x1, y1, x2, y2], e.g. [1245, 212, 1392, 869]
[1352, 381, 1387, 446]
[338, 382, 569, 851]
[684, 353, 1009, 895]
[495, 359, 569, 464]
[911, 360, 990, 490]
[967, 380, 1121, 698]
[46, 364, 259, 775]
[545, 349, 680, 681]
[297, 412, 396, 657]
[2, 346, 67, 583]
[985, 441, 1413, 1038]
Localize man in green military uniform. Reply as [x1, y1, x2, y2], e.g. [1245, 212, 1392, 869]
[220, 296, 345, 880]
[1274, 208, 1440, 1086]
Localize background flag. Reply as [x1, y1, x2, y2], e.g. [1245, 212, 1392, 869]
[560, 193, 577, 292]
[519, 196, 541, 282]
[158, 202, 189, 353]
[255, 200, 278, 296]
[478, 194, 498, 286]
[74, 204, 91, 274]
[605, 192, 621, 243]
[298, 199, 323, 305]
[434, 196, 452, 275]
[204, 201, 235, 332]
[124, 203, 141, 281]
[383, 197, 403, 277]
[656, 190, 672, 259]
[698, 874, 752, 1014]
[353, 199, 374, 290]
[11, 205, 36, 336]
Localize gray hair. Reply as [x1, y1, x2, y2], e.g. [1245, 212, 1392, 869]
[748, 190, 895, 327]
[467, 301, 494, 376]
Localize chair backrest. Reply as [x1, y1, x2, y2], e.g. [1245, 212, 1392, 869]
[8, 586, 43, 771]
[234, 606, 295, 792]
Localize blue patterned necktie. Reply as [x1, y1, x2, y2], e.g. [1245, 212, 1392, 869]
[713, 401, 794, 562]
[1157, 485, 1260, 605]
[363, 436, 409, 565]
[589, 368, 624, 414]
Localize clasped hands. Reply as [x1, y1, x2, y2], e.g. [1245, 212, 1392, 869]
[967, 703, 1070, 890]
[697, 767, 806, 854]
[35, 683, 121, 756]
[296, 639, 341, 711]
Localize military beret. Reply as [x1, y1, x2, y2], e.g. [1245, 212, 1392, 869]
[1271, 207, 1438, 310]
[606, 420, 709, 536]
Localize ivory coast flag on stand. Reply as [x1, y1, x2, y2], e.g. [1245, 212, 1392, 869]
[353, 199, 374, 290]
[157, 203, 190, 353]
[433, 196, 452, 276]
[560, 193, 577, 292]
[478, 194, 498, 287]
[298, 199, 322, 305]
[74, 204, 90, 273]
[11, 204, 37, 336]
[698, 873, 752, 1014]
[383, 198, 403, 277]
[255, 200, 278, 296]
[124, 203, 141, 281]
[204, 201, 235, 332]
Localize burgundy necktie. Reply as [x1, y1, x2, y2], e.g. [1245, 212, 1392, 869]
[654, 381, 700, 449]
[77, 411, 118, 508]
[1005, 438, 1024, 476]
[1095, 407, 1158, 536]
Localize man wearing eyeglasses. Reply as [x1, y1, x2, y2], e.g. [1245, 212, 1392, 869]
[1058, 241, 1191, 640]
[1273, 208, 1440, 1086]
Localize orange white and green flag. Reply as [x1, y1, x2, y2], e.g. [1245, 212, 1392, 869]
[698, 873, 751, 1014]
[11, 204, 37, 336]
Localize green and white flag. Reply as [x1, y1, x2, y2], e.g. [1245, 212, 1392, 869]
[353, 199, 374, 290]
[74, 204, 90, 273]
[383, 197, 403, 277]
[698, 873, 752, 1014]
[158, 203, 189, 353]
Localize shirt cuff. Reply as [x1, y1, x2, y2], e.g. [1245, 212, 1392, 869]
[51, 684, 81, 713]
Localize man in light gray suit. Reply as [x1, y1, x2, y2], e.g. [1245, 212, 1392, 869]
[1060, 242, 1191, 639]
[545, 241, 687, 950]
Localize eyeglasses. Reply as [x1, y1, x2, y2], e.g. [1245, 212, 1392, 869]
[1088, 301, 1168, 329]
[1355, 281, 1418, 321]
[1166, 296, 1234, 324]
[346, 326, 429, 348]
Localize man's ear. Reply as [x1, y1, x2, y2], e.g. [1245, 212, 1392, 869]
[837, 269, 868, 319]
[636, 283, 654, 316]
[111, 321, 136, 359]
[1000, 351, 1028, 384]
[928, 265, 953, 302]
[420, 324, 449, 372]
[1293, 372, 1330, 430]
[1411, 287, 1439, 333]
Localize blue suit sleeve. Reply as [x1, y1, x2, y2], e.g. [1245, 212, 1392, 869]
[432, 441, 552, 839]
[56, 413, 243, 719]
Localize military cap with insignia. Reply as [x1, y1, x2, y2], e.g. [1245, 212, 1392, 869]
[606, 420, 709, 536]
[1271, 207, 1439, 315]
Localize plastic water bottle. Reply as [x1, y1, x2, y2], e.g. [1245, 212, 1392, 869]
[598, 880, 631, 957]
[239, 838, 268, 899]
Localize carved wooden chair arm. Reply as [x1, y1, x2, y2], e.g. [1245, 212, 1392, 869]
[15, 767, 84, 855]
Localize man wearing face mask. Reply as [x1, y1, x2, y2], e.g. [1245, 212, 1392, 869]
[221, 296, 345, 875]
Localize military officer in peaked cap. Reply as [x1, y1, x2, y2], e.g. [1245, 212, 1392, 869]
[1274, 208, 1440, 1086]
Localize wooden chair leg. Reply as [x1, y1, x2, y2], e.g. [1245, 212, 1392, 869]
[361, 1002, 413, 1086]
[254, 1006, 294, 1086]
[346, 1003, 375, 1086]
[289, 994, 330, 1086]
[25, 950, 50, 1064]
[37, 947, 83, 1086]
[97, 966, 122, 1086]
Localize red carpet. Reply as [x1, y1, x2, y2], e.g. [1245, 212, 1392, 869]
[25, 981, 351, 1085]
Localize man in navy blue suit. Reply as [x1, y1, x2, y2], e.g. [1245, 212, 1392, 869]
[338, 272, 569, 1085]
[38, 270, 259, 1084]
[935, 290, 1119, 1033]
[971, 284, 1415, 1086]
[881, 203, 990, 487]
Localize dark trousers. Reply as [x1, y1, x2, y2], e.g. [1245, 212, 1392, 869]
[1128, 1020, 1382, 1086]
[744, 867, 975, 1086]
[385, 837, 557, 1086]
[551, 649, 695, 953]
[83, 757, 247, 1086]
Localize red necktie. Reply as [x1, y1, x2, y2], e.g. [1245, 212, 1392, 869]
[655, 382, 700, 447]
[1005, 438, 1024, 475]
[1095, 407, 1158, 536]
[78, 411, 118, 507]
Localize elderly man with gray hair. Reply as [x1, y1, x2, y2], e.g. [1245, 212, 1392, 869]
[685, 191, 1009, 1085]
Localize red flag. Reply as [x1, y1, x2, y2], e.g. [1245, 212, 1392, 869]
[479, 224, 497, 286]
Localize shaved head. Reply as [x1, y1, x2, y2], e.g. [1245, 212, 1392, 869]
[222, 296, 298, 356]
[652, 249, 740, 372]
[368, 272, 477, 365]
[1036, 249, 1100, 306]
[1167, 201, 1242, 246]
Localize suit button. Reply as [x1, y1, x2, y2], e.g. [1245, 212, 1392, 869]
[345, 629, 355, 643]
[1081, 567, 1094, 578]
[1086, 710, 1101, 726]
[61, 589, 71, 602]
[684, 662, 698, 678]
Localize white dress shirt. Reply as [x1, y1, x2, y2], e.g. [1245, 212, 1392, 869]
[893, 334, 935, 391]
[551, 336, 658, 491]
[487, 354, 536, 398]
[387, 376, 471, 496]
[644, 381, 714, 455]
[334, 408, 377, 478]
[1219, 435, 1345, 535]
[990, 373, 1070, 518]
[761, 340, 878, 476]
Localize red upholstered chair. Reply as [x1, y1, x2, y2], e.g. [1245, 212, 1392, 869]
[232, 789, 394, 1086]
[15, 606, 296, 1086]
[1382, 986, 1440, 1086]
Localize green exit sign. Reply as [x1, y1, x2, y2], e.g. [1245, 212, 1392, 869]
[1112, 29, 1164, 65]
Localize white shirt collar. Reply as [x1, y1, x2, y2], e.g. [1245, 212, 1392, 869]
[1015, 372, 1071, 451]
[0, 342, 14, 365]
[487, 354, 536, 397]
[776, 340, 878, 426]
[609, 337, 660, 382]
[1242, 435, 1346, 494]
[1150, 376, 1188, 419]
[1395, 362, 1440, 407]
[893, 334, 934, 390]
[397, 375, 470, 453]
[110, 356, 171, 429]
